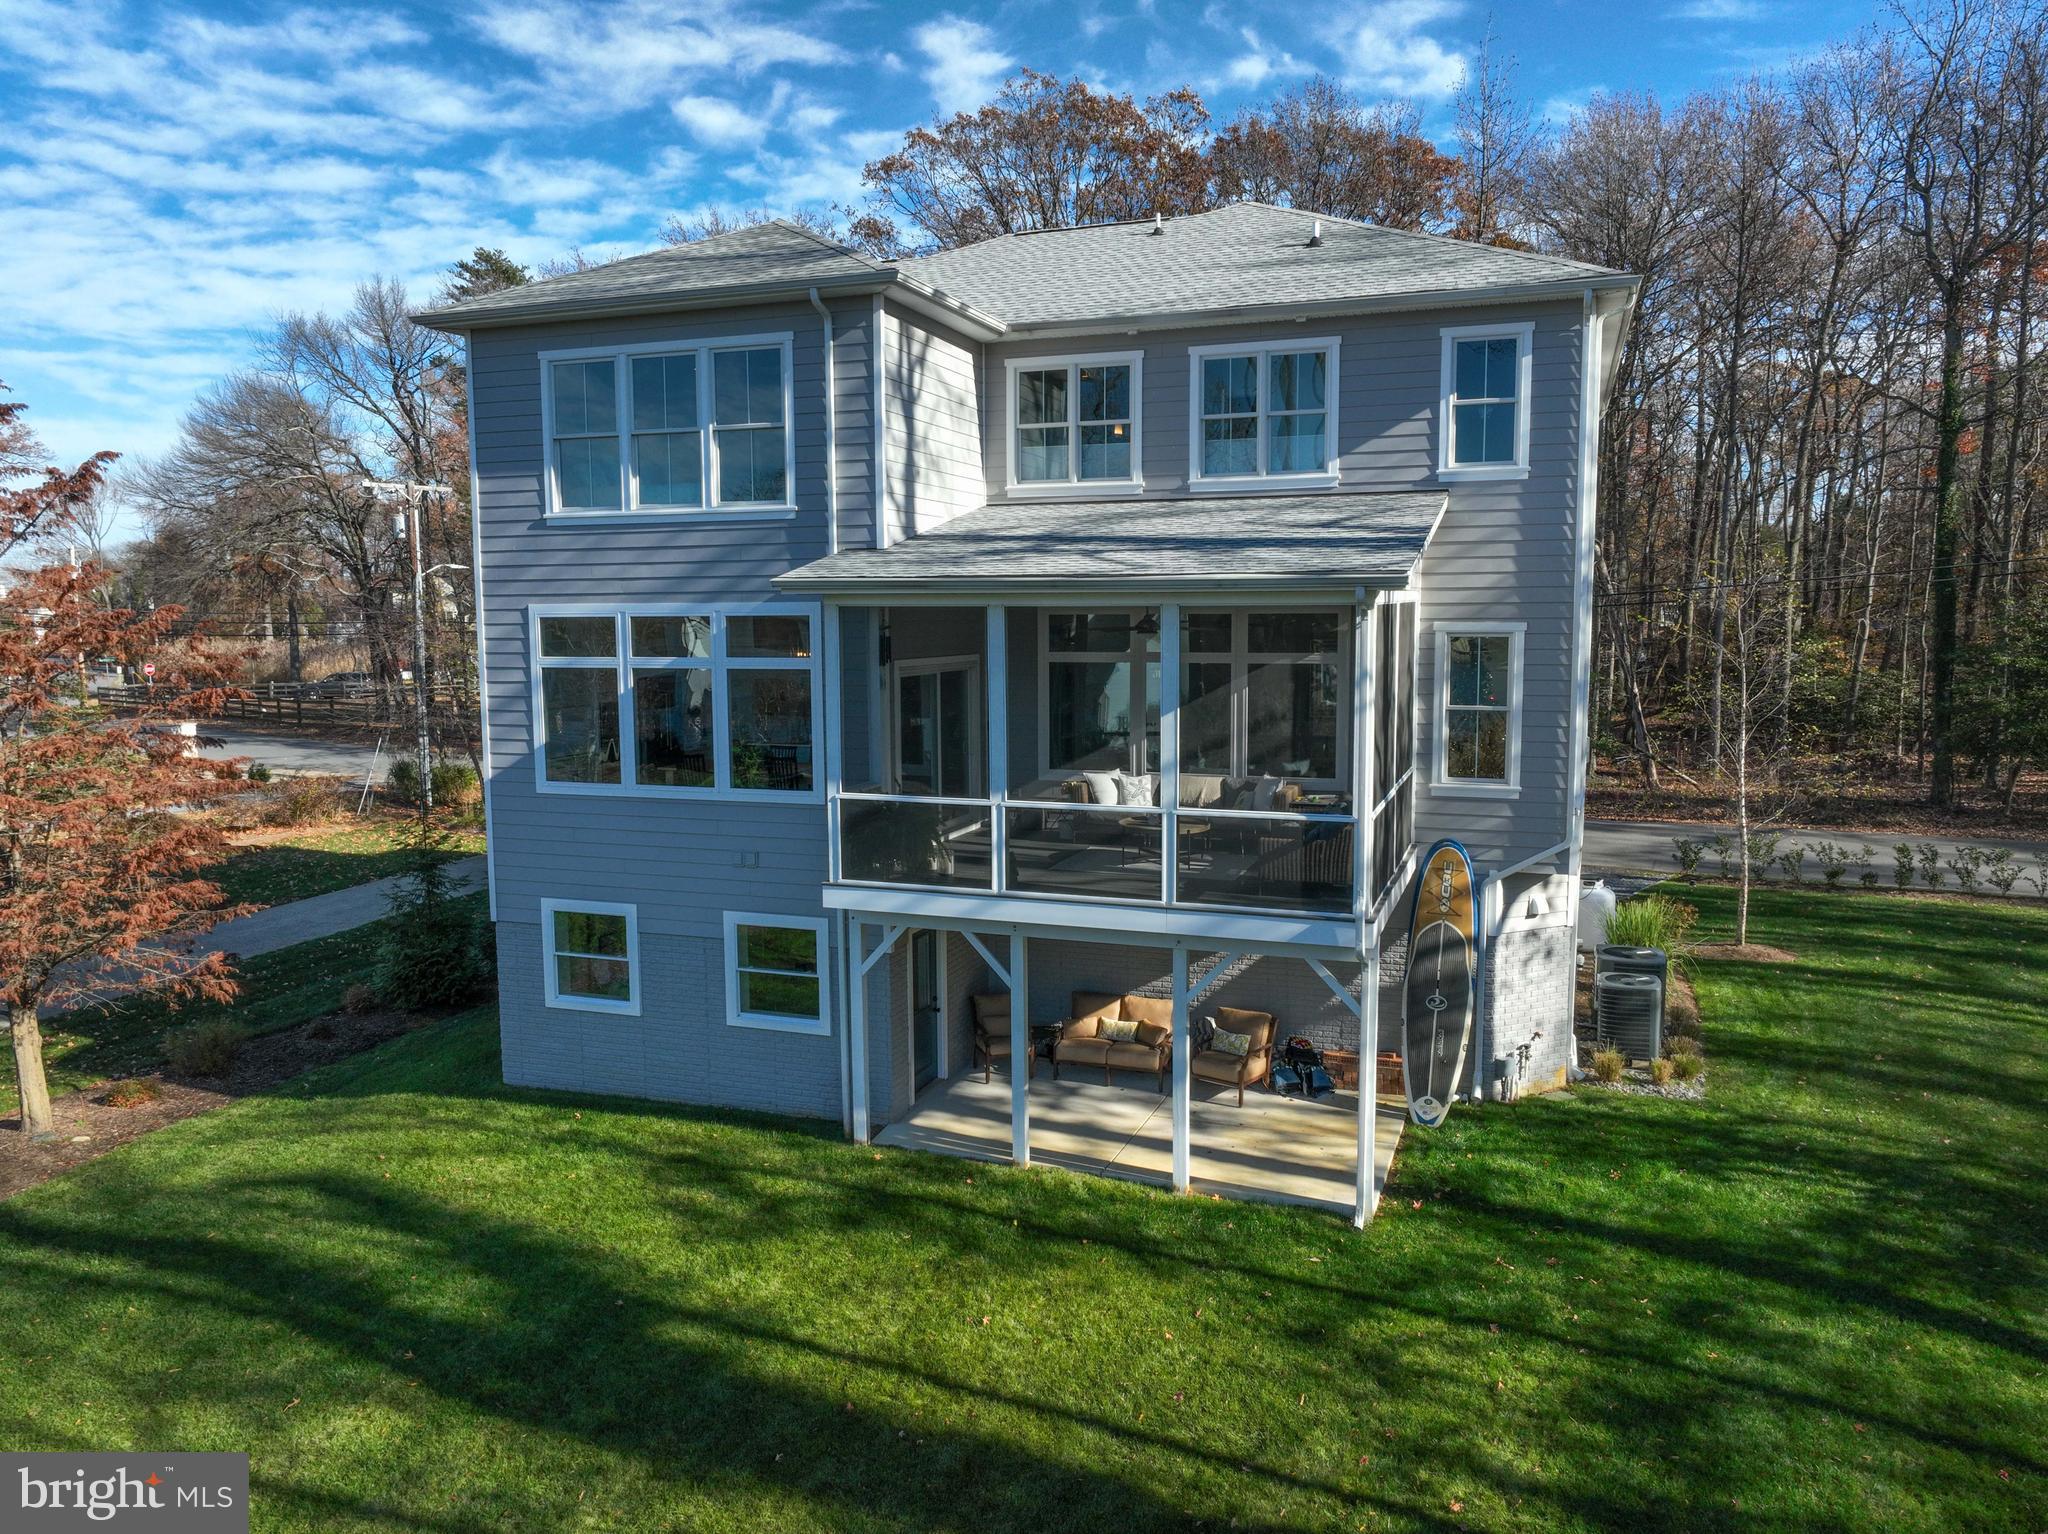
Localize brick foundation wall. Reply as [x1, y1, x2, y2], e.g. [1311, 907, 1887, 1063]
[1481, 923, 1576, 1098]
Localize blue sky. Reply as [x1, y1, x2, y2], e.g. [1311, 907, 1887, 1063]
[0, 0, 1878, 517]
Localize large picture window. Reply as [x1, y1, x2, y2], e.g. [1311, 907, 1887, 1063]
[544, 336, 792, 515]
[1037, 609, 1159, 792]
[542, 899, 639, 1015]
[724, 913, 829, 1035]
[1189, 339, 1338, 485]
[1176, 610, 1346, 806]
[533, 607, 819, 798]
[1438, 322, 1533, 479]
[1008, 355, 1140, 489]
[1432, 623, 1523, 795]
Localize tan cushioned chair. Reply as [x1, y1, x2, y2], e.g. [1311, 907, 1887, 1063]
[1191, 1006, 1277, 1105]
[1055, 991, 1171, 1090]
[970, 992, 1032, 1083]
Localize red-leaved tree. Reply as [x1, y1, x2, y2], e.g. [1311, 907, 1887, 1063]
[2, 397, 251, 1137]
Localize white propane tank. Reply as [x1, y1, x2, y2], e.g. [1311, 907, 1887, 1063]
[1578, 879, 1616, 953]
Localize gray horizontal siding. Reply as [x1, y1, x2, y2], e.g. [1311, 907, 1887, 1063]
[882, 299, 982, 543]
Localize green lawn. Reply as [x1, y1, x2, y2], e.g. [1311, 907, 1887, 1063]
[211, 819, 485, 909]
[1, 887, 2042, 1532]
[13, 898, 484, 1111]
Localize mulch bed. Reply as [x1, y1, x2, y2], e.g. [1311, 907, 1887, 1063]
[1572, 955, 1707, 1100]
[1693, 941, 1798, 963]
[0, 1008, 424, 1200]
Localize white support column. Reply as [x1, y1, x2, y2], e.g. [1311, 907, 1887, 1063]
[848, 919, 871, 1143]
[1010, 931, 1030, 1165]
[1171, 946, 1192, 1193]
[1355, 949, 1382, 1228]
[1159, 601, 1180, 905]
[1353, 597, 1375, 921]
[823, 600, 843, 884]
[986, 605, 1008, 893]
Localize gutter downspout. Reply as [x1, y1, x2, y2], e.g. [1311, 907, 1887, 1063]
[808, 287, 839, 556]
[872, 293, 887, 548]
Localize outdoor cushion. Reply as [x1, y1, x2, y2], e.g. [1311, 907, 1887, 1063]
[1207, 1027, 1253, 1059]
[1213, 1006, 1275, 1046]
[1114, 770, 1156, 806]
[1181, 773, 1225, 807]
[1132, 1020, 1170, 1048]
[1104, 1041, 1163, 1070]
[1099, 1017, 1140, 1043]
[1081, 770, 1121, 805]
[1056, 1036, 1111, 1065]
[1192, 1052, 1249, 1084]
[1062, 1015, 1101, 1041]
[1070, 991, 1121, 1026]
[971, 993, 1011, 1031]
[1119, 995, 1173, 1028]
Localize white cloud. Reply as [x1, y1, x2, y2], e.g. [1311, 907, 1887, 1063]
[1224, 27, 1307, 89]
[1329, 0, 1469, 100]
[913, 16, 1011, 115]
[1539, 87, 1602, 126]
[1668, 0, 1760, 17]
[673, 94, 770, 146]
[474, 0, 839, 111]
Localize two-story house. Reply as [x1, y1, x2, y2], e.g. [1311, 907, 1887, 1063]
[416, 203, 1639, 1226]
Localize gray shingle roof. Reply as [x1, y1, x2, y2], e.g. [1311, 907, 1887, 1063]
[416, 204, 1633, 333]
[776, 490, 1445, 595]
[899, 203, 1627, 329]
[414, 219, 891, 328]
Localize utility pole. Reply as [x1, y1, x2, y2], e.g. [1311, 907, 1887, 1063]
[365, 480, 453, 815]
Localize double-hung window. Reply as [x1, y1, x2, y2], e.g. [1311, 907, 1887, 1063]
[544, 335, 793, 515]
[724, 913, 829, 1034]
[1009, 355, 1140, 489]
[1189, 339, 1338, 486]
[542, 899, 639, 1015]
[533, 606, 819, 797]
[1433, 623, 1523, 794]
[1439, 322, 1533, 479]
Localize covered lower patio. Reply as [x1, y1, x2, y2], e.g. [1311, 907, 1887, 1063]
[876, 1067, 1404, 1216]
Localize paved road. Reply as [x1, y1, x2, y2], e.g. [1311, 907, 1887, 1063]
[1585, 818, 2045, 892]
[41, 856, 488, 1018]
[196, 727, 388, 779]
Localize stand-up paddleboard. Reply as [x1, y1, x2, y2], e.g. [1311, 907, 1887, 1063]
[1402, 840, 1478, 1128]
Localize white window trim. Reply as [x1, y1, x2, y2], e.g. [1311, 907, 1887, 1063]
[1429, 621, 1525, 798]
[724, 911, 832, 1036]
[1437, 321, 1534, 482]
[530, 601, 824, 803]
[1185, 336, 1342, 493]
[541, 898, 641, 1016]
[538, 333, 798, 520]
[1003, 351, 1145, 496]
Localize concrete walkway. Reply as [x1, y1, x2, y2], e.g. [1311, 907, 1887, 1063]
[206, 855, 487, 958]
[41, 856, 487, 1019]
[196, 727, 388, 779]
[1585, 819, 2044, 892]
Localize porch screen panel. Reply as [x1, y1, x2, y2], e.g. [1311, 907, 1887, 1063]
[1371, 604, 1416, 903]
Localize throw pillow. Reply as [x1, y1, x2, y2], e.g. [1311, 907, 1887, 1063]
[1252, 776, 1282, 811]
[1208, 1026, 1253, 1059]
[1081, 769, 1121, 805]
[1115, 770, 1156, 806]
[1099, 1017, 1140, 1043]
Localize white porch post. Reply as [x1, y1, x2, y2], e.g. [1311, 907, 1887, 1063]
[849, 918, 871, 1143]
[1159, 601, 1180, 904]
[1171, 946, 1192, 1192]
[823, 600, 843, 884]
[1010, 931, 1030, 1165]
[1355, 949, 1382, 1228]
[986, 605, 1008, 893]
